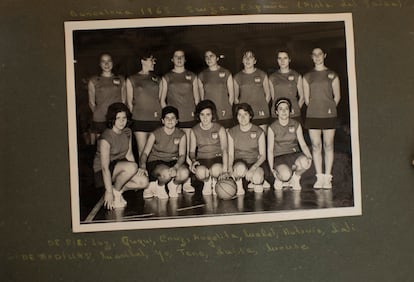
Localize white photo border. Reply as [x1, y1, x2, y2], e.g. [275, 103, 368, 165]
[65, 13, 361, 233]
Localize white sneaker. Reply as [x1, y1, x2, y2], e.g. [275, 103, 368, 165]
[313, 174, 324, 189]
[235, 179, 245, 195]
[263, 180, 271, 189]
[202, 177, 212, 195]
[182, 178, 195, 193]
[112, 189, 127, 208]
[323, 174, 333, 189]
[143, 181, 157, 198]
[289, 172, 302, 190]
[253, 184, 264, 193]
[274, 179, 283, 190]
[247, 182, 254, 189]
[156, 182, 169, 199]
[168, 182, 179, 198]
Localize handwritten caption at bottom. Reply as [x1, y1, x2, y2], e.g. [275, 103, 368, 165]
[9, 221, 356, 263]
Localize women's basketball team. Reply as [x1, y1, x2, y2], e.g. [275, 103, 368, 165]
[89, 47, 340, 209]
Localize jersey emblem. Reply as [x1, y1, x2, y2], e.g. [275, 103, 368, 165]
[151, 76, 159, 82]
[288, 75, 295, 81]
[211, 132, 218, 139]
[289, 126, 295, 133]
[328, 73, 335, 80]
[250, 132, 257, 139]
[154, 112, 158, 118]
[112, 78, 121, 85]
[328, 108, 332, 114]
[185, 75, 192, 80]
[173, 138, 181, 145]
[254, 77, 261, 83]
[219, 72, 225, 78]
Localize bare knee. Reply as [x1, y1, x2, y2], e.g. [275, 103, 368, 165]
[312, 142, 322, 153]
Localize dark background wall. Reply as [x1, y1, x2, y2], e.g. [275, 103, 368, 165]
[2, 1, 414, 281]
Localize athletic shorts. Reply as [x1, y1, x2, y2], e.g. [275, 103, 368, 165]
[131, 119, 161, 132]
[94, 158, 128, 188]
[146, 160, 177, 181]
[233, 159, 273, 185]
[305, 117, 337, 129]
[91, 121, 107, 134]
[178, 120, 197, 128]
[198, 156, 223, 168]
[274, 152, 304, 169]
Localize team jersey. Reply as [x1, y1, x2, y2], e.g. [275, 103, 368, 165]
[192, 122, 223, 159]
[90, 75, 124, 122]
[304, 69, 338, 118]
[93, 127, 131, 172]
[148, 127, 185, 162]
[198, 67, 232, 120]
[234, 69, 270, 119]
[164, 70, 196, 122]
[228, 124, 264, 164]
[128, 73, 161, 121]
[269, 70, 301, 118]
[269, 119, 300, 156]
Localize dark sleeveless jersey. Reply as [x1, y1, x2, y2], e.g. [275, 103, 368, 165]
[269, 70, 301, 118]
[234, 69, 270, 119]
[148, 127, 185, 162]
[164, 71, 196, 122]
[228, 124, 264, 164]
[198, 67, 232, 120]
[90, 75, 124, 122]
[129, 73, 161, 121]
[269, 119, 300, 156]
[192, 122, 223, 159]
[303, 69, 338, 118]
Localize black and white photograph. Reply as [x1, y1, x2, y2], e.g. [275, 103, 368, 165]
[65, 14, 361, 232]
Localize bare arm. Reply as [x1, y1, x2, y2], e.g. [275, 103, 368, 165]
[296, 124, 312, 159]
[227, 133, 235, 172]
[189, 129, 198, 171]
[332, 77, 341, 105]
[303, 77, 310, 106]
[197, 78, 205, 100]
[126, 78, 134, 112]
[99, 139, 115, 209]
[263, 75, 271, 103]
[88, 80, 96, 112]
[192, 77, 200, 105]
[233, 79, 240, 104]
[121, 78, 126, 104]
[139, 133, 155, 170]
[269, 78, 275, 102]
[218, 126, 229, 173]
[160, 77, 168, 108]
[297, 75, 305, 108]
[267, 127, 275, 171]
[250, 132, 266, 170]
[227, 75, 235, 105]
[176, 135, 187, 169]
[125, 132, 135, 162]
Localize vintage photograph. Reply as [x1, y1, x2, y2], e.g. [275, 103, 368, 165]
[65, 14, 361, 232]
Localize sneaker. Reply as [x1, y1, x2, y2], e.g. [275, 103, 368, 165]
[274, 179, 283, 190]
[112, 189, 127, 208]
[143, 181, 157, 198]
[247, 182, 254, 189]
[182, 178, 195, 193]
[253, 184, 264, 193]
[313, 174, 324, 189]
[202, 177, 212, 195]
[289, 172, 302, 190]
[263, 180, 271, 189]
[156, 182, 169, 199]
[168, 182, 179, 198]
[323, 174, 333, 189]
[236, 179, 245, 195]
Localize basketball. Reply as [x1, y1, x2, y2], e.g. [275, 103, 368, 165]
[275, 164, 292, 182]
[215, 178, 237, 200]
[195, 165, 210, 180]
[210, 163, 223, 178]
[294, 155, 312, 170]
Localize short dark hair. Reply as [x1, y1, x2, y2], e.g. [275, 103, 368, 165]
[234, 103, 254, 121]
[274, 97, 292, 113]
[161, 106, 179, 120]
[195, 99, 218, 122]
[106, 102, 132, 128]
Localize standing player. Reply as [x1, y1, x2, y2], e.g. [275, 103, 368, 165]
[189, 100, 229, 195]
[228, 103, 270, 194]
[233, 51, 271, 130]
[139, 106, 192, 198]
[197, 49, 234, 128]
[88, 53, 125, 145]
[93, 103, 149, 210]
[268, 98, 312, 190]
[269, 50, 304, 122]
[126, 52, 162, 156]
[303, 47, 341, 189]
